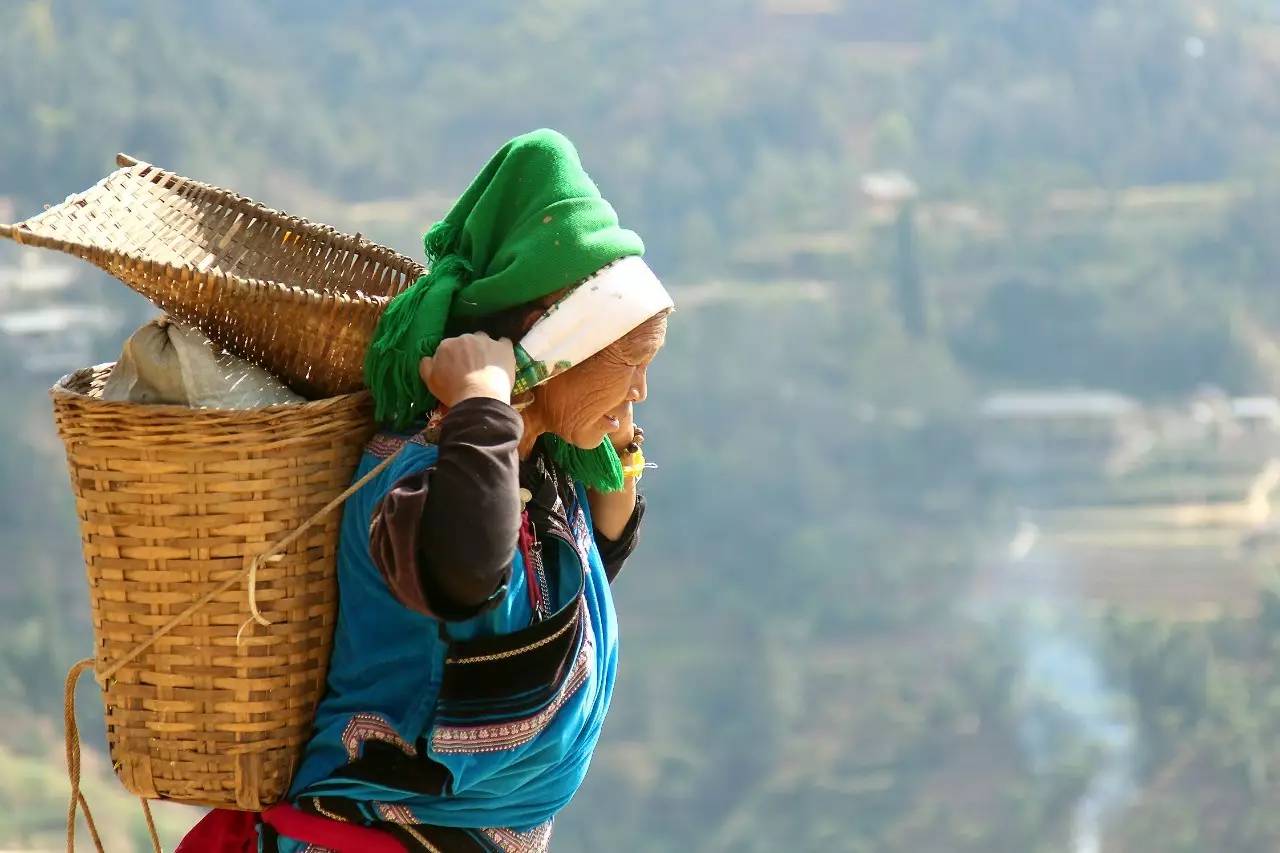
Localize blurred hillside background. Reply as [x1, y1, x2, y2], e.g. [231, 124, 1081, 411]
[5, 0, 1280, 850]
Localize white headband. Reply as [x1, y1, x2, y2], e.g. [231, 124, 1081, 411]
[512, 255, 673, 395]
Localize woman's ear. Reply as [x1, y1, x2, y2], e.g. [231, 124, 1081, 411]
[516, 286, 580, 339]
[518, 289, 567, 337]
[518, 305, 544, 337]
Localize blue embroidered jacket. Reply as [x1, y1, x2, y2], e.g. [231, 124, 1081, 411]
[282, 431, 620, 846]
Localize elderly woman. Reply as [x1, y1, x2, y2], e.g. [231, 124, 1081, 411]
[181, 130, 671, 853]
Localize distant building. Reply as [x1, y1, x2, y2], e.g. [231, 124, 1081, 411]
[1187, 388, 1280, 454]
[0, 252, 79, 300]
[978, 390, 1153, 478]
[0, 250, 122, 375]
[760, 0, 841, 14]
[0, 303, 121, 374]
[1230, 396, 1280, 434]
[859, 170, 919, 207]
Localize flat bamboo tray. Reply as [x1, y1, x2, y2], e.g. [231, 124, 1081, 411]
[1, 156, 424, 398]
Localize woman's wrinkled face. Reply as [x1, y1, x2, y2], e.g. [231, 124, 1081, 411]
[537, 312, 668, 448]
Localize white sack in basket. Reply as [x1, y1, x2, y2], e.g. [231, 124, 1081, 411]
[101, 317, 305, 408]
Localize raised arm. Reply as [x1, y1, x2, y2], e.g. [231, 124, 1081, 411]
[369, 334, 521, 619]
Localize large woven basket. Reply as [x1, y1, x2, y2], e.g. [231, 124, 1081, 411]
[2, 155, 424, 398]
[53, 364, 377, 809]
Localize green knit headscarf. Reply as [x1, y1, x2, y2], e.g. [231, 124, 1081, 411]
[365, 128, 644, 491]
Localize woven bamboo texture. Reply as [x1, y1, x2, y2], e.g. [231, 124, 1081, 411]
[2, 156, 424, 398]
[51, 364, 377, 809]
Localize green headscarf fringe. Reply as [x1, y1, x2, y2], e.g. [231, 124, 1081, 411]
[543, 434, 625, 493]
[365, 221, 471, 428]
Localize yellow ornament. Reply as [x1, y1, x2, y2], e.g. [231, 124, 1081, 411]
[621, 447, 647, 481]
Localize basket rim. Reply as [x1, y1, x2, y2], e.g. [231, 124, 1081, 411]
[51, 362, 373, 416]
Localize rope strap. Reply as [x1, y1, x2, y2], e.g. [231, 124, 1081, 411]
[94, 443, 406, 688]
[65, 659, 158, 853]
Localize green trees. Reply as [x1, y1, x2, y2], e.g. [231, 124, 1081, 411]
[7, 0, 1280, 849]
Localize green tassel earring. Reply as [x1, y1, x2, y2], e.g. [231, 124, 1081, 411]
[543, 434, 625, 493]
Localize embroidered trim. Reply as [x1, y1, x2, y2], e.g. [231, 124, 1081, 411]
[301, 845, 337, 853]
[570, 503, 592, 563]
[365, 430, 431, 460]
[401, 823, 443, 852]
[365, 408, 447, 459]
[311, 797, 347, 822]
[341, 712, 417, 762]
[482, 821, 555, 853]
[445, 599, 582, 665]
[375, 801, 418, 825]
[433, 614, 595, 754]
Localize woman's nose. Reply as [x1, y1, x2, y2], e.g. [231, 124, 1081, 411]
[630, 366, 648, 402]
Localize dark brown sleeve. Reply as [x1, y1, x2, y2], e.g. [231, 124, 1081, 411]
[594, 494, 646, 583]
[369, 397, 523, 619]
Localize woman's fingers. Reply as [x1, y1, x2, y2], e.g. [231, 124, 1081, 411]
[418, 334, 515, 405]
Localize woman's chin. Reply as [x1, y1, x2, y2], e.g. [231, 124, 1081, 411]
[563, 429, 610, 450]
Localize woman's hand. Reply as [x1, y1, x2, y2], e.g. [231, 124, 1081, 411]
[607, 402, 638, 453]
[590, 400, 645, 537]
[419, 333, 516, 407]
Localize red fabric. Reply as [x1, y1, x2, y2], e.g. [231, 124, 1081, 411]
[518, 510, 546, 616]
[262, 804, 408, 852]
[176, 805, 407, 853]
[175, 809, 257, 853]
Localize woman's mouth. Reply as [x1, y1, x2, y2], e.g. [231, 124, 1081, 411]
[602, 414, 621, 430]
